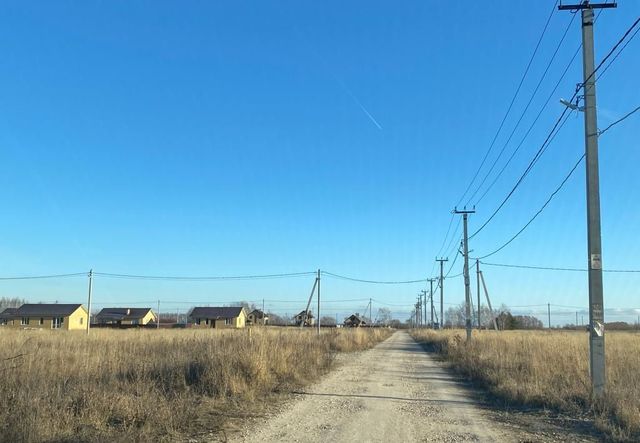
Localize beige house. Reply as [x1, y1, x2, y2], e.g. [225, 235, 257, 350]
[0, 308, 18, 327]
[189, 307, 247, 328]
[294, 310, 315, 327]
[248, 309, 269, 325]
[95, 308, 157, 325]
[2, 304, 88, 330]
[344, 314, 367, 328]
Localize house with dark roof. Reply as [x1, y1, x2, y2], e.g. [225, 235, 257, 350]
[248, 309, 269, 326]
[188, 307, 247, 328]
[7, 304, 88, 330]
[95, 308, 157, 326]
[344, 314, 367, 328]
[0, 308, 18, 327]
[293, 310, 315, 327]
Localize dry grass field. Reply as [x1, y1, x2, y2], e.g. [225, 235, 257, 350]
[410, 329, 640, 441]
[0, 327, 392, 442]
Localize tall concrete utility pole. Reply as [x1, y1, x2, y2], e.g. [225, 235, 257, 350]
[476, 259, 481, 330]
[454, 208, 475, 342]
[559, 0, 616, 399]
[317, 269, 321, 335]
[420, 290, 427, 330]
[86, 269, 93, 335]
[369, 298, 373, 326]
[436, 258, 448, 329]
[428, 279, 435, 328]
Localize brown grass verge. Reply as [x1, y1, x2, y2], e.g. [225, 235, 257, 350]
[0, 327, 392, 442]
[409, 329, 640, 441]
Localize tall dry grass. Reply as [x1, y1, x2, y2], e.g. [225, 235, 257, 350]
[410, 329, 640, 441]
[0, 327, 391, 442]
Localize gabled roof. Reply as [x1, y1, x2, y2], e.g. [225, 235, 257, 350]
[190, 307, 245, 319]
[295, 310, 314, 318]
[249, 309, 267, 318]
[95, 308, 154, 321]
[15, 304, 84, 317]
[0, 308, 18, 319]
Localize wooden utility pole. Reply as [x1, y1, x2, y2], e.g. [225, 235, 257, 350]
[476, 259, 481, 330]
[559, 0, 615, 399]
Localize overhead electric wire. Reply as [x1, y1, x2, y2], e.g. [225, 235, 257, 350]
[470, 16, 640, 240]
[93, 271, 316, 281]
[321, 271, 428, 285]
[474, 6, 609, 207]
[455, 1, 558, 206]
[476, 152, 585, 260]
[598, 104, 640, 136]
[466, 10, 577, 206]
[480, 261, 640, 273]
[594, 22, 640, 82]
[0, 272, 87, 280]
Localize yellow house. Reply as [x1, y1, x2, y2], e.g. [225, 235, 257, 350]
[189, 307, 247, 328]
[95, 308, 157, 326]
[5, 304, 88, 330]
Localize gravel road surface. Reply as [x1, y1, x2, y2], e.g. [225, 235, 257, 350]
[231, 331, 598, 442]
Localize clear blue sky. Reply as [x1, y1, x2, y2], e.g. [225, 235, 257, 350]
[0, 1, 638, 324]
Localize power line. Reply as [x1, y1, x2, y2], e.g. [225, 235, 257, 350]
[466, 10, 578, 206]
[0, 272, 87, 280]
[598, 104, 640, 136]
[455, 1, 558, 206]
[470, 16, 640, 240]
[321, 271, 428, 285]
[480, 261, 640, 273]
[476, 152, 584, 260]
[93, 271, 316, 281]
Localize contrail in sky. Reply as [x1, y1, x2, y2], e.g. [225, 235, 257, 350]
[335, 77, 383, 130]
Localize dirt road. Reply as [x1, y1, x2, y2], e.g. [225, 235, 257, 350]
[232, 331, 597, 442]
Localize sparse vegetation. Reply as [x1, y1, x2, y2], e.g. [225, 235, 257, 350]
[410, 329, 640, 441]
[0, 327, 391, 442]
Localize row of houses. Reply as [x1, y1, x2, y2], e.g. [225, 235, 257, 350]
[0, 304, 366, 330]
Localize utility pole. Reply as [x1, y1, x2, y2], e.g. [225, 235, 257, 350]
[369, 298, 373, 326]
[476, 259, 481, 330]
[559, 0, 615, 399]
[86, 269, 93, 336]
[548, 303, 551, 329]
[436, 258, 448, 329]
[454, 208, 475, 342]
[317, 269, 321, 335]
[429, 279, 435, 328]
[157, 300, 160, 329]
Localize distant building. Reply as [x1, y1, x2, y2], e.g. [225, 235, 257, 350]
[344, 314, 367, 328]
[189, 307, 247, 328]
[0, 308, 18, 327]
[95, 308, 157, 326]
[248, 309, 269, 326]
[293, 310, 315, 327]
[2, 304, 88, 330]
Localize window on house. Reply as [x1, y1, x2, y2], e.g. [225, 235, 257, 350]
[52, 317, 63, 329]
[39, 318, 44, 325]
[195, 318, 201, 325]
[1, 319, 6, 325]
[225, 318, 231, 325]
[131, 319, 138, 325]
[79, 317, 83, 325]
[205, 319, 210, 325]
[21, 317, 29, 325]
